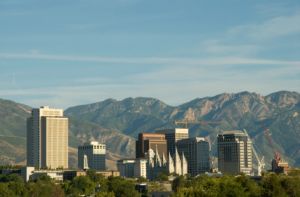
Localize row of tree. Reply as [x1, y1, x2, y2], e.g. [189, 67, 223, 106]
[0, 170, 140, 197]
[1, 169, 300, 196]
[172, 172, 300, 197]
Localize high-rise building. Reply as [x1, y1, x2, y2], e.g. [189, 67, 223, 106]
[156, 128, 189, 156]
[117, 159, 136, 178]
[217, 131, 252, 175]
[27, 106, 68, 169]
[136, 133, 167, 159]
[78, 141, 106, 171]
[177, 137, 210, 176]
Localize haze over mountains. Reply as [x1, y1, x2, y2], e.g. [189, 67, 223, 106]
[0, 91, 299, 169]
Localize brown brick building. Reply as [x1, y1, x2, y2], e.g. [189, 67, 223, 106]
[136, 133, 167, 159]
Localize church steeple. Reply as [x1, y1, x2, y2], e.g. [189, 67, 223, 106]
[154, 145, 162, 167]
[181, 152, 188, 175]
[168, 152, 174, 174]
[174, 147, 182, 175]
[162, 153, 167, 166]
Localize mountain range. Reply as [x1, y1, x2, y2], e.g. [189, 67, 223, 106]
[0, 91, 299, 169]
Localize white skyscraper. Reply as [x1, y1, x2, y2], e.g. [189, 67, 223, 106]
[27, 106, 68, 169]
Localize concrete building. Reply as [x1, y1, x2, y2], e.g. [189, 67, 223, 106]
[78, 141, 106, 171]
[217, 131, 252, 175]
[177, 137, 210, 176]
[156, 128, 189, 156]
[27, 106, 68, 169]
[136, 133, 167, 159]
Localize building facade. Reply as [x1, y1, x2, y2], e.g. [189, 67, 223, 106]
[27, 106, 68, 169]
[117, 159, 136, 178]
[177, 137, 210, 176]
[78, 141, 106, 171]
[156, 128, 189, 156]
[136, 133, 167, 159]
[217, 131, 252, 175]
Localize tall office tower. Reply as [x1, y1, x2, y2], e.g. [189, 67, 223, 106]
[156, 128, 189, 156]
[136, 133, 167, 159]
[78, 141, 106, 171]
[27, 106, 68, 169]
[177, 137, 210, 176]
[217, 131, 252, 175]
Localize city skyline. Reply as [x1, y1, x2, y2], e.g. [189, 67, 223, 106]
[0, 0, 299, 108]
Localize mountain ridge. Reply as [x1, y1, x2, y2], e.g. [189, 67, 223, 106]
[0, 90, 299, 169]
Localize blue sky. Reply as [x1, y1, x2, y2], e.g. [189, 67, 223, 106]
[0, 0, 299, 108]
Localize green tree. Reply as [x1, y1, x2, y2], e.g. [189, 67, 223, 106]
[156, 172, 169, 182]
[86, 170, 109, 192]
[261, 173, 288, 197]
[108, 176, 139, 197]
[70, 176, 95, 196]
[235, 175, 262, 197]
[27, 180, 64, 197]
[0, 173, 23, 183]
[8, 181, 27, 196]
[172, 175, 186, 192]
[0, 183, 14, 197]
[218, 176, 247, 197]
[137, 176, 147, 183]
[280, 176, 300, 197]
[96, 191, 115, 197]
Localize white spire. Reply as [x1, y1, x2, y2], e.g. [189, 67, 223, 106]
[148, 148, 155, 167]
[154, 145, 162, 167]
[83, 154, 89, 170]
[168, 152, 174, 174]
[175, 147, 182, 175]
[181, 152, 188, 175]
[162, 153, 167, 166]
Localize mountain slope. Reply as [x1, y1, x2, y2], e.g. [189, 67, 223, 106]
[66, 97, 174, 136]
[65, 91, 300, 167]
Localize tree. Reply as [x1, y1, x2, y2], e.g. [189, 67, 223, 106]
[86, 170, 108, 192]
[70, 176, 95, 196]
[27, 180, 64, 197]
[0, 183, 14, 197]
[218, 176, 247, 197]
[261, 174, 288, 197]
[137, 176, 147, 183]
[108, 177, 140, 197]
[8, 181, 27, 196]
[156, 172, 169, 182]
[235, 175, 262, 197]
[96, 191, 115, 197]
[280, 176, 300, 197]
[0, 173, 23, 183]
[172, 175, 186, 192]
